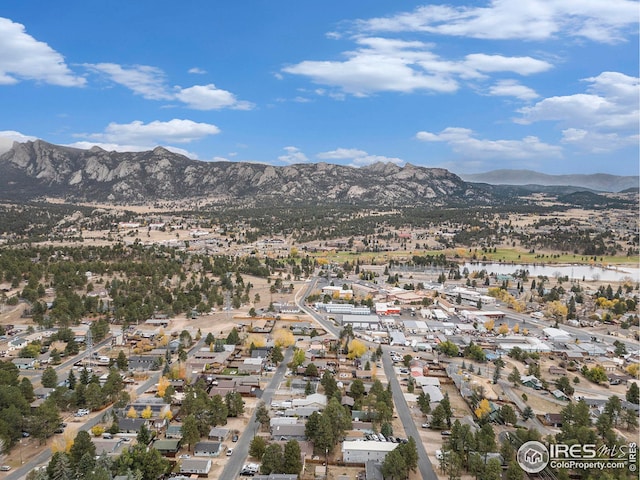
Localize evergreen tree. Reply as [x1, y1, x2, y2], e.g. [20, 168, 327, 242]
[283, 440, 303, 474]
[255, 402, 271, 431]
[626, 382, 639, 404]
[249, 435, 267, 459]
[69, 431, 96, 468]
[181, 415, 200, 451]
[261, 443, 284, 475]
[41, 366, 58, 388]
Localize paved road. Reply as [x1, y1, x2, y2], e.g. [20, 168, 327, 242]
[5, 337, 205, 480]
[381, 347, 438, 480]
[296, 277, 438, 480]
[219, 346, 293, 479]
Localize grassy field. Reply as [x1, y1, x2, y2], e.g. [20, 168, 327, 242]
[306, 247, 638, 267]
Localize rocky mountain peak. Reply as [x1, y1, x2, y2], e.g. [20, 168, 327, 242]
[0, 140, 492, 206]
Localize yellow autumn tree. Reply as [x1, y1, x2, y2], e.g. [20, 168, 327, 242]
[274, 328, 295, 347]
[163, 410, 173, 421]
[498, 324, 509, 335]
[347, 339, 367, 359]
[546, 301, 568, 321]
[170, 363, 187, 380]
[245, 334, 266, 348]
[522, 328, 529, 336]
[91, 425, 105, 437]
[158, 334, 169, 347]
[627, 364, 639, 378]
[484, 319, 495, 331]
[157, 376, 170, 398]
[126, 406, 138, 418]
[474, 398, 491, 419]
[512, 324, 520, 334]
[141, 405, 153, 419]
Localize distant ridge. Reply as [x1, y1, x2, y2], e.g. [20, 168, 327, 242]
[459, 169, 638, 193]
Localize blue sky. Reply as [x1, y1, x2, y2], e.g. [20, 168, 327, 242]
[0, 0, 638, 175]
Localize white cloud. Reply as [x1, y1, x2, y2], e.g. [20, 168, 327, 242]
[278, 146, 309, 164]
[283, 36, 551, 96]
[77, 119, 220, 146]
[357, 0, 639, 43]
[84, 63, 171, 100]
[561, 128, 639, 152]
[0, 130, 37, 153]
[85, 63, 253, 110]
[0, 17, 85, 86]
[488, 80, 539, 100]
[517, 71, 639, 151]
[464, 54, 552, 75]
[416, 127, 563, 159]
[188, 67, 207, 74]
[317, 147, 404, 167]
[175, 84, 254, 110]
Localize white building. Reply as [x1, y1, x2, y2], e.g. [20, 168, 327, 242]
[543, 327, 571, 342]
[342, 440, 398, 463]
[342, 314, 380, 330]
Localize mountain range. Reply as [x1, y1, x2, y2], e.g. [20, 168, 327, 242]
[0, 140, 635, 206]
[0, 140, 485, 206]
[459, 169, 638, 192]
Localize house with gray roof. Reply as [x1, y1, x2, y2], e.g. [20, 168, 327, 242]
[180, 458, 212, 476]
[193, 441, 223, 457]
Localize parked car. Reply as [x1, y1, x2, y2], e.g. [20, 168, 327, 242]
[232, 434, 239, 442]
[0, 466, 11, 471]
[227, 448, 233, 456]
[441, 430, 452, 436]
[178, 454, 191, 459]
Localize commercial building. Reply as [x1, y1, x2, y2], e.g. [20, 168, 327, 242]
[342, 440, 398, 463]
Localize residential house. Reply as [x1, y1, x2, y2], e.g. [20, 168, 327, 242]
[117, 417, 149, 433]
[92, 438, 124, 456]
[153, 439, 181, 457]
[12, 358, 35, 370]
[548, 366, 566, 376]
[270, 424, 306, 441]
[238, 358, 263, 374]
[180, 458, 212, 477]
[33, 387, 54, 399]
[520, 375, 543, 390]
[551, 390, 569, 401]
[193, 441, 223, 457]
[165, 423, 183, 439]
[544, 413, 563, 427]
[128, 355, 161, 371]
[8, 338, 27, 351]
[292, 393, 327, 409]
[421, 385, 444, 403]
[207, 427, 229, 442]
